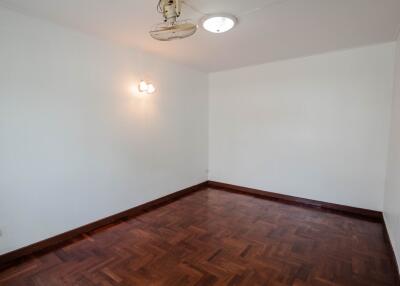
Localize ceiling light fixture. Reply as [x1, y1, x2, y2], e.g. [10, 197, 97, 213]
[201, 14, 237, 34]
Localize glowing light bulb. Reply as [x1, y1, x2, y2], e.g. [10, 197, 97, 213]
[147, 84, 155, 94]
[139, 80, 148, 93]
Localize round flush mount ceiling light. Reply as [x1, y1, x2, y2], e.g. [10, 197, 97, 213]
[201, 14, 238, 34]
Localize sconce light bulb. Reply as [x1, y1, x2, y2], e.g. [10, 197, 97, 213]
[147, 84, 155, 94]
[139, 80, 148, 93]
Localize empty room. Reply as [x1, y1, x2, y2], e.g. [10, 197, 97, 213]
[1, 0, 400, 285]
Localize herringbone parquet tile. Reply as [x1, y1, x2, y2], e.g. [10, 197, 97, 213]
[0, 188, 397, 285]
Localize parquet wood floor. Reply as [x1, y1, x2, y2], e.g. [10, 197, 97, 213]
[0, 188, 398, 285]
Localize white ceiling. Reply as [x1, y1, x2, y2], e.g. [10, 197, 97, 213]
[1, 0, 400, 72]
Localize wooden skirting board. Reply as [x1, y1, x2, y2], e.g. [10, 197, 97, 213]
[0, 181, 208, 268]
[208, 181, 399, 282]
[383, 218, 400, 284]
[1, 180, 398, 281]
[207, 181, 383, 221]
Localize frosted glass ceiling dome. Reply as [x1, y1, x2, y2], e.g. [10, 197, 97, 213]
[201, 14, 238, 34]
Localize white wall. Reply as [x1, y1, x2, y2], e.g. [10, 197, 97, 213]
[0, 7, 208, 255]
[384, 34, 400, 266]
[0, 4, 397, 259]
[209, 43, 395, 211]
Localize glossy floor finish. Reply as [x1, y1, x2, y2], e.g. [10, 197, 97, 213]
[0, 188, 398, 285]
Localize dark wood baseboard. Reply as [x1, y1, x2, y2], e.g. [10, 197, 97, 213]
[207, 181, 383, 221]
[0, 181, 208, 269]
[382, 218, 400, 285]
[0, 180, 390, 271]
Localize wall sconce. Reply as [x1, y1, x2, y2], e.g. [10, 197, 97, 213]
[138, 80, 156, 94]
